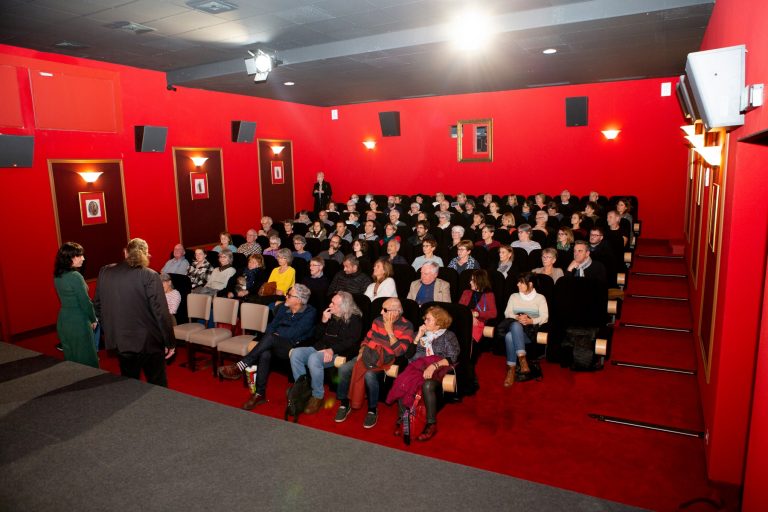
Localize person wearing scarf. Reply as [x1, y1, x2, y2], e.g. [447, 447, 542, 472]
[502, 272, 549, 387]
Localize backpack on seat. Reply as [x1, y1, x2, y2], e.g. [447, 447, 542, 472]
[285, 374, 312, 423]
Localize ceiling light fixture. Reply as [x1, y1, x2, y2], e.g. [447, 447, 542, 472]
[542, 48, 557, 55]
[190, 156, 208, 167]
[601, 129, 621, 140]
[283, 81, 295, 86]
[363, 140, 376, 150]
[450, 11, 493, 51]
[245, 49, 279, 83]
[77, 171, 103, 183]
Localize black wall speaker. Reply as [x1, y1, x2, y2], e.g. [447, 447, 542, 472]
[231, 120, 256, 143]
[378, 111, 401, 137]
[0, 135, 34, 167]
[565, 97, 588, 127]
[134, 126, 167, 152]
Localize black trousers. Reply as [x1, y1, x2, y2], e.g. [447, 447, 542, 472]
[399, 379, 439, 424]
[241, 333, 293, 395]
[118, 351, 168, 387]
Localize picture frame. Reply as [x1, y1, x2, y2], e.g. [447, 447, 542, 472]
[457, 119, 493, 162]
[190, 172, 209, 200]
[78, 191, 107, 225]
[271, 160, 285, 185]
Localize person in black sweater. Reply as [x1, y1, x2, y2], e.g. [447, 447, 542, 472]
[567, 240, 607, 283]
[290, 291, 363, 414]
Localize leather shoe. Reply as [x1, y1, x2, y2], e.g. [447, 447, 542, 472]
[416, 423, 437, 442]
[304, 396, 323, 415]
[242, 393, 266, 410]
[218, 364, 243, 380]
[393, 420, 403, 437]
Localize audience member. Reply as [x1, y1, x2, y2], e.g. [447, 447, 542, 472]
[365, 258, 397, 301]
[385, 239, 408, 265]
[160, 273, 181, 316]
[302, 257, 329, 299]
[503, 272, 549, 387]
[161, 243, 190, 275]
[532, 248, 564, 283]
[218, 285, 317, 408]
[328, 254, 372, 295]
[187, 248, 213, 290]
[407, 261, 451, 305]
[459, 269, 497, 342]
[266, 248, 296, 296]
[448, 240, 479, 274]
[567, 240, 607, 282]
[411, 237, 444, 271]
[511, 224, 541, 254]
[213, 231, 237, 253]
[497, 245, 515, 278]
[318, 235, 344, 264]
[292, 235, 311, 262]
[192, 250, 236, 297]
[237, 229, 263, 256]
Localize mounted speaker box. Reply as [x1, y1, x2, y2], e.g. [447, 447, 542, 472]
[0, 135, 34, 168]
[378, 111, 401, 137]
[134, 126, 167, 152]
[685, 45, 746, 129]
[565, 97, 588, 127]
[232, 120, 256, 143]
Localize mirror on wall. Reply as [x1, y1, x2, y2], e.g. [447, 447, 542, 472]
[457, 119, 493, 162]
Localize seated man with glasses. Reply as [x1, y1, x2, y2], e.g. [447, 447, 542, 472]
[218, 284, 316, 409]
[334, 298, 414, 429]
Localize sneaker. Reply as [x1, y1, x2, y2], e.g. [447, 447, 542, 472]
[363, 410, 378, 429]
[56, 343, 63, 352]
[334, 405, 351, 423]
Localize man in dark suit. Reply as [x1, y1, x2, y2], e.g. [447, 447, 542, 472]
[94, 238, 175, 387]
[312, 171, 332, 213]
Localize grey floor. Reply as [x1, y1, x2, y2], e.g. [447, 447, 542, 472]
[0, 343, 644, 511]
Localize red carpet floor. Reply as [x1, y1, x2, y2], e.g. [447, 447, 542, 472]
[14, 241, 729, 511]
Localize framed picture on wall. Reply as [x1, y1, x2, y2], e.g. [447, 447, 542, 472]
[271, 161, 285, 185]
[190, 172, 209, 200]
[78, 191, 107, 225]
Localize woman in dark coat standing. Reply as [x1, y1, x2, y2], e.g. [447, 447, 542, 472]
[53, 242, 98, 368]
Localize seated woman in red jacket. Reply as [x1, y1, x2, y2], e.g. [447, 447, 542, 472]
[459, 269, 497, 342]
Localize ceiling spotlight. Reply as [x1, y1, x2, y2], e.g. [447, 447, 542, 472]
[542, 48, 557, 55]
[245, 49, 277, 82]
[450, 11, 493, 51]
[283, 81, 295, 86]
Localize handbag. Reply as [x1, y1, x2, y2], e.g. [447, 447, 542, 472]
[257, 281, 277, 297]
[403, 392, 427, 446]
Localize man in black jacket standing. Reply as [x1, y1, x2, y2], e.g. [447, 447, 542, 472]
[94, 238, 175, 387]
[312, 171, 332, 213]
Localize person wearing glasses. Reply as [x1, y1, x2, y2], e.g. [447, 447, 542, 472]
[334, 298, 415, 429]
[387, 305, 460, 442]
[532, 248, 564, 283]
[191, 250, 236, 297]
[218, 284, 317, 409]
[447, 240, 479, 275]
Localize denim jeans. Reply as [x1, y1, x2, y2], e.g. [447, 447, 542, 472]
[504, 320, 531, 365]
[336, 356, 382, 410]
[290, 346, 335, 399]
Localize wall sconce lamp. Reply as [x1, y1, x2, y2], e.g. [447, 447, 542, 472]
[77, 171, 103, 183]
[685, 134, 706, 149]
[680, 125, 696, 137]
[362, 140, 376, 150]
[190, 156, 208, 167]
[271, 145, 285, 155]
[601, 129, 621, 140]
[693, 146, 723, 167]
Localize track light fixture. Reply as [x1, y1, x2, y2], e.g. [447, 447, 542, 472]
[245, 49, 280, 83]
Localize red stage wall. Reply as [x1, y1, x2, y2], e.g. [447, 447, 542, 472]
[297, 78, 688, 241]
[691, 0, 768, 501]
[0, 44, 323, 337]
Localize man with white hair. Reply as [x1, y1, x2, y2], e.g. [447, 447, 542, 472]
[407, 261, 451, 305]
[218, 284, 317, 409]
[312, 171, 332, 213]
[237, 228, 262, 256]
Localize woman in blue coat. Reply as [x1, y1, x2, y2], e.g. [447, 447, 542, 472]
[53, 242, 98, 368]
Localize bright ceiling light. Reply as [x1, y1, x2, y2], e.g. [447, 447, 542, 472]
[283, 81, 295, 86]
[450, 11, 493, 51]
[245, 49, 275, 82]
[542, 48, 557, 55]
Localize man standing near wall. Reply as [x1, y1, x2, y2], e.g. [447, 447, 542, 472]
[312, 171, 332, 213]
[94, 238, 175, 387]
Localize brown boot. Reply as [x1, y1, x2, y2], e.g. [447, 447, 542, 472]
[503, 366, 516, 387]
[304, 396, 323, 415]
[519, 355, 531, 374]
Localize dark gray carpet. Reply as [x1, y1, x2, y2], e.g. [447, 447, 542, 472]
[0, 342, 644, 511]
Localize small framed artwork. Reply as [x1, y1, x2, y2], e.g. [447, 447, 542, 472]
[79, 191, 107, 225]
[271, 160, 285, 185]
[190, 172, 209, 200]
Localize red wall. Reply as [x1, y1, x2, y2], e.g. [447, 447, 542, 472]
[302, 78, 688, 241]
[0, 44, 323, 337]
[688, 0, 768, 501]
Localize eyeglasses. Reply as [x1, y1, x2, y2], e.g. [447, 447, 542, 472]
[382, 308, 401, 313]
